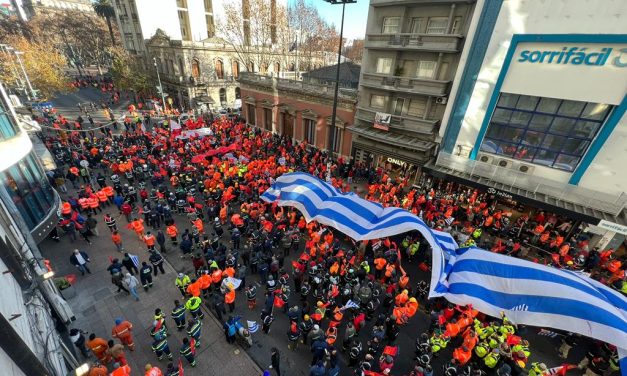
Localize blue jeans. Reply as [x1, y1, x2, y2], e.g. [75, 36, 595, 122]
[129, 287, 140, 301]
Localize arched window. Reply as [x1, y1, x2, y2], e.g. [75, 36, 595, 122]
[289, 63, 295, 72]
[215, 59, 224, 79]
[235, 87, 241, 99]
[219, 88, 227, 106]
[191, 59, 200, 79]
[232, 60, 240, 79]
[261, 63, 268, 74]
[274, 62, 280, 73]
[247, 61, 255, 72]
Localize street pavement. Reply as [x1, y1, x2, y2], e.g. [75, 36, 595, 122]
[38, 88, 590, 376]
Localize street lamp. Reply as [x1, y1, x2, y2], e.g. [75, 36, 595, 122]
[153, 57, 167, 113]
[324, 0, 356, 157]
[14, 50, 37, 101]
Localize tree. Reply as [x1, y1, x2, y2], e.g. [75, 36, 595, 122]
[217, 0, 280, 75]
[344, 39, 364, 64]
[93, 0, 117, 46]
[29, 11, 118, 75]
[0, 36, 72, 99]
[108, 48, 151, 95]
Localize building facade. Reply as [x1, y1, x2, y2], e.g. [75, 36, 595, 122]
[238, 73, 356, 158]
[0, 82, 60, 244]
[0, 81, 74, 376]
[350, 0, 477, 169]
[432, 0, 626, 247]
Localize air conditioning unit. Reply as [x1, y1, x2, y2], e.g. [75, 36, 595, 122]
[477, 152, 494, 164]
[517, 163, 535, 174]
[496, 158, 514, 168]
[436, 97, 448, 105]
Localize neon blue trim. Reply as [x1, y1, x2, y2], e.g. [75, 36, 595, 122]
[469, 34, 627, 162]
[569, 95, 627, 185]
[441, 0, 504, 153]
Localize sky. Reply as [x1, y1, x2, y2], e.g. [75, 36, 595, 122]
[288, 0, 370, 41]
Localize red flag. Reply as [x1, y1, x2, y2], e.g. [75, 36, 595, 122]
[190, 338, 197, 356]
[178, 358, 184, 376]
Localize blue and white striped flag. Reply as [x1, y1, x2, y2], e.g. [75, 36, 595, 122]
[261, 172, 444, 243]
[430, 246, 627, 374]
[247, 320, 259, 333]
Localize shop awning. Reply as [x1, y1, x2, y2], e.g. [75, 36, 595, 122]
[424, 160, 627, 226]
[353, 139, 430, 167]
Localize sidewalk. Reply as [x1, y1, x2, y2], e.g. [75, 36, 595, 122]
[39, 209, 262, 375]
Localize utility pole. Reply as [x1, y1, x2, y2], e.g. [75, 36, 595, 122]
[323, 0, 356, 156]
[153, 57, 167, 113]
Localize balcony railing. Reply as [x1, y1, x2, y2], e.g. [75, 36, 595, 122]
[361, 72, 449, 97]
[365, 33, 462, 52]
[355, 106, 438, 135]
[435, 153, 627, 217]
[238, 72, 357, 100]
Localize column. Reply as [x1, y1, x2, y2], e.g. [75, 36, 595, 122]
[446, 4, 457, 34]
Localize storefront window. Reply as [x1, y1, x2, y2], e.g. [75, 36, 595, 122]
[480, 93, 610, 172]
[0, 99, 19, 140]
[0, 154, 56, 230]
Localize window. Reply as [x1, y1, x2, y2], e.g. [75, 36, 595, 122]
[480, 93, 611, 172]
[304, 118, 316, 143]
[376, 57, 393, 74]
[178, 10, 191, 40]
[407, 97, 427, 117]
[191, 59, 200, 78]
[417, 61, 436, 79]
[206, 14, 215, 37]
[451, 16, 462, 34]
[246, 103, 255, 125]
[426, 17, 448, 34]
[393, 98, 405, 116]
[382, 17, 400, 34]
[274, 62, 280, 73]
[219, 88, 227, 106]
[235, 87, 241, 99]
[370, 94, 386, 110]
[0, 154, 56, 230]
[215, 59, 224, 79]
[263, 108, 272, 130]
[0, 97, 19, 140]
[232, 60, 240, 78]
[247, 61, 255, 72]
[410, 17, 423, 34]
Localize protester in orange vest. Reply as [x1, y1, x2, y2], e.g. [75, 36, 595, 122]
[127, 219, 145, 240]
[186, 280, 201, 297]
[144, 231, 156, 251]
[166, 224, 178, 244]
[225, 289, 236, 312]
[111, 318, 135, 351]
[452, 345, 472, 366]
[86, 334, 111, 363]
[88, 363, 108, 376]
[110, 363, 131, 376]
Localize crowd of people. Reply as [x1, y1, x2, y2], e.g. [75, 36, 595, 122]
[36, 86, 624, 376]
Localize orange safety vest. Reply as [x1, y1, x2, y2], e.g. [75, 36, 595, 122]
[166, 225, 177, 237]
[211, 269, 222, 284]
[144, 234, 155, 246]
[193, 219, 204, 233]
[104, 186, 114, 197]
[110, 365, 131, 376]
[223, 267, 235, 278]
[374, 258, 387, 270]
[198, 274, 211, 290]
[112, 233, 122, 244]
[96, 190, 108, 202]
[79, 198, 90, 209]
[88, 197, 99, 208]
[225, 290, 235, 304]
[186, 282, 201, 297]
